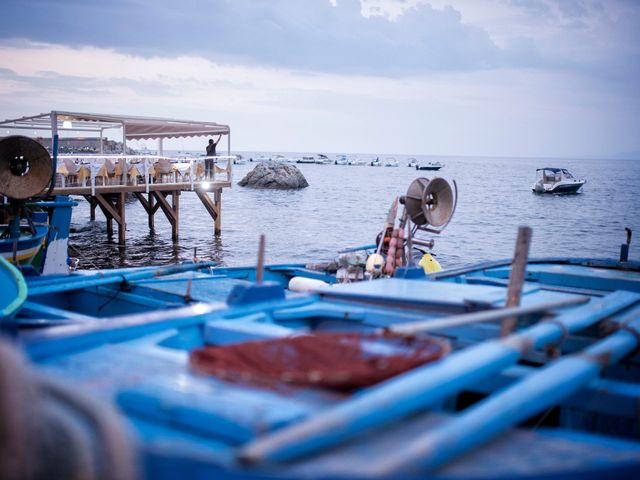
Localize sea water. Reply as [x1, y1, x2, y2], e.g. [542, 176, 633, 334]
[68, 154, 640, 270]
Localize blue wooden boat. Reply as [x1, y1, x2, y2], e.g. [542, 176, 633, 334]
[0, 256, 27, 323]
[2, 254, 638, 479]
[2, 137, 639, 478]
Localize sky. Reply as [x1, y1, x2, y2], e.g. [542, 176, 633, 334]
[0, 0, 638, 157]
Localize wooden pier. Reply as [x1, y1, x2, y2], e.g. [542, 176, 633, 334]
[52, 155, 232, 244]
[0, 110, 234, 246]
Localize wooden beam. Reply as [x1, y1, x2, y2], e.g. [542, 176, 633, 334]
[172, 191, 180, 241]
[214, 189, 222, 235]
[195, 188, 217, 219]
[94, 194, 122, 224]
[148, 193, 155, 231]
[151, 190, 181, 241]
[118, 192, 126, 245]
[84, 195, 97, 221]
[51, 180, 232, 196]
[134, 192, 150, 212]
[195, 188, 222, 235]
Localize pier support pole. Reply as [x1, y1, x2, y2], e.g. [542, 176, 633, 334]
[148, 193, 155, 231]
[195, 188, 221, 236]
[171, 191, 180, 241]
[214, 189, 222, 236]
[134, 192, 159, 232]
[118, 192, 126, 245]
[151, 191, 180, 243]
[94, 193, 124, 244]
[83, 195, 97, 221]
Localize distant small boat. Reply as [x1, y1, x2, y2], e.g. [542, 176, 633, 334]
[407, 158, 418, 168]
[348, 158, 367, 166]
[384, 158, 399, 167]
[335, 155, 348, 165]
[532, 168, 586, 194]
[250, 155, 271, 163]
[416, 161, 444, 171]
[233, 155, 246, 165]
[370, 158, 382, 167]
[297, 156, 317, 164]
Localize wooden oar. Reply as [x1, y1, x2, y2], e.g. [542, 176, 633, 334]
[389, 295, 588, 335]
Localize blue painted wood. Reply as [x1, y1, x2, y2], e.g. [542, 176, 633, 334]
[368, 307, 640, 474]
[238, 290, 640, 464]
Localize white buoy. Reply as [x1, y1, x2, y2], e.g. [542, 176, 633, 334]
[366, 253, 385, 274]
[288, 277, 330, 292]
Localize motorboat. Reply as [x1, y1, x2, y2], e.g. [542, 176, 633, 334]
[416, 161, 444, 171]
[407, 157, 418, 168]
[532, 168, 586, 194]
[250, 155, 271, 163]
[348, 158, 367, 166]
[370, 157, 382, 167]
[384, 158, 399, 167]
[334, 155, 348, 165]
[296, 156, 317, 164]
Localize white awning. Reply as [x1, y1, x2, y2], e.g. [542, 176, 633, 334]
[0, 111, 230, 140]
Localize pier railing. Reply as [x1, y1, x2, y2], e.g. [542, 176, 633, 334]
[54, 155, 234, 195]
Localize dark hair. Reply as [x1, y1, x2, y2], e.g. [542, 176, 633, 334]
[208, 139, 214, 143]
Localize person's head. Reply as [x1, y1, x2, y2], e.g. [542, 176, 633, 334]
[208, 139, 214, 144]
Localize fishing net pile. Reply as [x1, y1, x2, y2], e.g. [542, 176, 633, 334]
[190, 332, 449, 391]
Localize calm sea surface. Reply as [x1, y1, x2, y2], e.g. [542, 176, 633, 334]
[68, 154, 640, 270]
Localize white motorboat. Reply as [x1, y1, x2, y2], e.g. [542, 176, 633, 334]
[334, 155, 348, 165]
[297, 156, 317, 164]
[532, 168, 586, 194]
[416, 161, 444, 171]
[250, 155, 271, 163]
[370, 157, 382, 167]
[407, 157, 418, 168]
[348, 158, 367, 166]
[384, 157, 399, 167]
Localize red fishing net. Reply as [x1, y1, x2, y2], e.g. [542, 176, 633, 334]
[190, 332, 450, 391]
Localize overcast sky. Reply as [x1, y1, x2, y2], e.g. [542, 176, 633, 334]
[0, 0, 638, 157]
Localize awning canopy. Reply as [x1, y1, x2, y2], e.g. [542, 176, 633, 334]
[0, 111, 230, 140]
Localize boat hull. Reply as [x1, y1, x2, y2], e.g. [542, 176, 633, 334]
[532, 181, 585, 194]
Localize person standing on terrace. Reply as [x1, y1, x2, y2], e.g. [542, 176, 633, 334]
[205, 135, 221, 179]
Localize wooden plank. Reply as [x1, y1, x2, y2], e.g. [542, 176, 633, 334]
[52, 181, 232, 196]
[501, 226, 533, 336]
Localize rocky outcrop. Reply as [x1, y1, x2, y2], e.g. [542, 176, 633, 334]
[238, 163, 309, 189]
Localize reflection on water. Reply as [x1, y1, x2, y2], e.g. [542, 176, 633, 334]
[68, 154, 640, 270]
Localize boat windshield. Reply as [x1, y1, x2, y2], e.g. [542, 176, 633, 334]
[561, 169, 574, 179]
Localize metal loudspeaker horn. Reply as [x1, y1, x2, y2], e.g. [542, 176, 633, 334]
[0, 136, 53, 199]
[403, 177, 457, 233]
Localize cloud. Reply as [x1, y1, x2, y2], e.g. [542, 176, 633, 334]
[0, 40, 638, 158]
[0, 0, 519, 75]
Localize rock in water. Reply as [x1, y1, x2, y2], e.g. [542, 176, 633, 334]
[238, 162, 309, 189]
